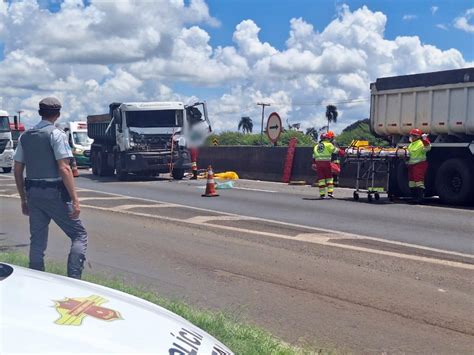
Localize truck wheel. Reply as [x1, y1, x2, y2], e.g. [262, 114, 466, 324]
[172, 168, 185, 180]
[435, 158, 474, 205]
[91, 151, 98, 175]
[97, 152, 113, 176]
[395, 161, 411, 197]
[115, 156, 128, 181]
[2, 167, 12, 173]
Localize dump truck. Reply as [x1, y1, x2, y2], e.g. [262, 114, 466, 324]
[370, 67, 474, 205]
[87, 101, 211, 180]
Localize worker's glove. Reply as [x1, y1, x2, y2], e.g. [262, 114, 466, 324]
[421, 134, 430, 146]
[338, 148, 346, 157]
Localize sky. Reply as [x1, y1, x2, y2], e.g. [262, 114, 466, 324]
[0, 0, 473, 133]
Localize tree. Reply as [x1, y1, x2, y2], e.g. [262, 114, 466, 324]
[238, 116, 253, 134]
[305, 127, 318, 141]
[325, 105, 338, 131]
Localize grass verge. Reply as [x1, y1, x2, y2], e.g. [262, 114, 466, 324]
[0, 251, 329, 355]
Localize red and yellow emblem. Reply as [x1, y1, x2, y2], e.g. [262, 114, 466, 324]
[53, 295, 122, 326]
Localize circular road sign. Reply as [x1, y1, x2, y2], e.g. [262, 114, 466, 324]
[266, 112, 282, 143]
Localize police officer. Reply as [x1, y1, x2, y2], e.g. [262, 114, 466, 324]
[13, 97, 88, 279]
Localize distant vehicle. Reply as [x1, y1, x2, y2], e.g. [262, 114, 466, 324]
[370, 68, 474, 205]
[0, 263, 233, 354]
[9, 122, 25, 149]
[57, 121, 92, 167]
[87, 101, 211, 180]
[0, 110, 14, 173]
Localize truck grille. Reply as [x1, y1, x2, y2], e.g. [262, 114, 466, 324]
[83, 150, 91, 157]
[0, 140, 7, 154]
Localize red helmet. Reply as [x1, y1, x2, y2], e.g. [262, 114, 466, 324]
[409, 128, 423, 137]
[326, 131, 335, 139]
[320, 133, 328, 140]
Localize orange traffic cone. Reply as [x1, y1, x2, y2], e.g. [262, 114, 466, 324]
[202, 165, 219, 197]
[71, 158, 79, 178]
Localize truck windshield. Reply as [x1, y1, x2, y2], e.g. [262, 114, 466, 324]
[126, 110, 183, 128]
[73, 132, 92, 146]
[0, 117, 10, 132]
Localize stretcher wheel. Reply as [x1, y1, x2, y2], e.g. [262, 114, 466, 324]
[367, 194, 373, 203]
[353, 191, 359, 201]
[374, 193, 380, 201]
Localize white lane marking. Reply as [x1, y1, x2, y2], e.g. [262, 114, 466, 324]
[66, 188, 474, 259]
[232, 186, 277, 193]
[438, 289, 447, 293]
[0, 183, 17, 186]
[186, 215, 257, 224]
[4, 187, 473, 262]
[76, 203, 474, 270]
[112, 204, 175, 211]
[193, 184, 277, 193]
[79, 196, 134, 201]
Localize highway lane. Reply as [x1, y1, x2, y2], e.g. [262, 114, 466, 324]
[73, 172, 474, 254]
[1, 195, 473, 354]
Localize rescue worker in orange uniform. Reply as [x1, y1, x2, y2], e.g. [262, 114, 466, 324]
[406, 128, 431, 203]
[313, 131, 343, 199]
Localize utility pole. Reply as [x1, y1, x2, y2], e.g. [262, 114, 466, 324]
[257, 102, 270, 145]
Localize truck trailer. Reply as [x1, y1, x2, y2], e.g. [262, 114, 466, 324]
[87, 101, 211, 180]
[370, 67, 474, 205]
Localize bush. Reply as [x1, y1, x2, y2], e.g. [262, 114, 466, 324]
[205, 131, 315, 147]
[335, 120, 389, 147]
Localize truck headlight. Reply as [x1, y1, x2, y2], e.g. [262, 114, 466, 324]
[130, 154, 136, 161]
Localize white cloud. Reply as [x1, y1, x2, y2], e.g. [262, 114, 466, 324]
[431, 6, 439, 15]
[454, 8, 474, 33]
[436, 24, 448, 30]
[403, 14, 417, 21]
[0, 2, 471, 133]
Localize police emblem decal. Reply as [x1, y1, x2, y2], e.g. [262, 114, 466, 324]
[53, 295, 122, 326]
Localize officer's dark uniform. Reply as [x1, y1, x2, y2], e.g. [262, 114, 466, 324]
[14, 98, 88, 278]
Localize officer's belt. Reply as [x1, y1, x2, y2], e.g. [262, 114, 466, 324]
[25, 179, 63, 189]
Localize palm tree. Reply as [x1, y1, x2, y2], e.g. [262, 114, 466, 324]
[325, 105, 338, 131]
[238, 117, 253, 134]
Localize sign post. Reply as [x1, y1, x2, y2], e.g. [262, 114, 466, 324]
[265, 112, 282, 146]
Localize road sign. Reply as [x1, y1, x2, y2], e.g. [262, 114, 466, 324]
[266, 112, 282, 144]
[212, 138, 219, 146]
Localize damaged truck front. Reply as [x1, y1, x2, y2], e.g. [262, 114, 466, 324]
[87, 102, 210, 180]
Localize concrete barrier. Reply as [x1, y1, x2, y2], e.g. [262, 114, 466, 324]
[197, 146, 388, 188]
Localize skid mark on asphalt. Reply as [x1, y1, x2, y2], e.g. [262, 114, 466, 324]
[2, 185, 474, 269]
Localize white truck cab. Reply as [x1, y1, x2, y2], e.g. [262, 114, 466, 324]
[0, 110, 14, 173]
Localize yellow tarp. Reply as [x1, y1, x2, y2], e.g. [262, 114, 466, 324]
[214, 171, 239, 180]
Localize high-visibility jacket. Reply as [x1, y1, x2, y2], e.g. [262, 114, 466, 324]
[313, 140, 339, 161]
[407, 138, 431, 165]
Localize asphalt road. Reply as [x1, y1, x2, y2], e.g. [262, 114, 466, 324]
[72, 172, 474, 254]
[1, 172, 473, 353]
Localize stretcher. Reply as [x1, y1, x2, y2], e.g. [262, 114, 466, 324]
[344, 145, 409, 202]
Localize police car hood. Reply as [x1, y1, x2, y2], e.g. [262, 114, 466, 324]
[0, 263, 233, 354]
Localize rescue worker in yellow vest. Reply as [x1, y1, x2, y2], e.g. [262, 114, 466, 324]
[407, 128, 431, 203]
[313, 131, 340, 199]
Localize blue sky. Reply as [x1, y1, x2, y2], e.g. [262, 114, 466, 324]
[1, 0, 472, 131]
[204, 0, 473, 60]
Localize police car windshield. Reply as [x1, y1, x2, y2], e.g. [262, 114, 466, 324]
[0, 263, 13, 281]
[126, 110, 183, 128]
[0, 117, 10, 132]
